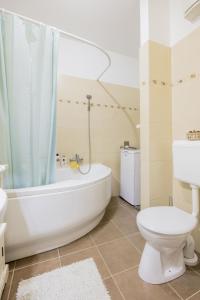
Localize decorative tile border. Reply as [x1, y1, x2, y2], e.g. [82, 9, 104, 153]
[141, 73, 200, 87]
[172, 73, 200, 87]
[141, 80, 171, 87]
[58, 99, 139, 111]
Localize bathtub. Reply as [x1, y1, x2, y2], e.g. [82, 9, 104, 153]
[5, 164, 111, 262]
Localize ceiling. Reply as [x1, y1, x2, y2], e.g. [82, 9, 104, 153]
[0, 0, 140, 57]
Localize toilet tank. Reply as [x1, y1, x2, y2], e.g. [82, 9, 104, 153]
[173, 140, 200, 186]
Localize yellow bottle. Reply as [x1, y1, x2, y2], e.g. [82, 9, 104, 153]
[69, 160, 79, 169]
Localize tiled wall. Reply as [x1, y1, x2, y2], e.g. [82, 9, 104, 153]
[56, 75, 140, 196]
[140, 41, 172, 209]
[140, 27, 200, 251]
[172, 26, 200, 251]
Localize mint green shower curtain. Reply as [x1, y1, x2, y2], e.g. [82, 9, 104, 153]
[0, 12, 59, 189]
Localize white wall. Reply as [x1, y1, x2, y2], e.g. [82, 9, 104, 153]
[170, 0, 200, 46]
[59, 37, 139, 87]
[139, 0, 149, 47]
[140, 0, 200, 47]
[0, 0, 140, 58]
[140, 0, 170, 47]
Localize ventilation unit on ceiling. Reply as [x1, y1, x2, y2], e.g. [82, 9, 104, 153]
[184, 0, 200, 22]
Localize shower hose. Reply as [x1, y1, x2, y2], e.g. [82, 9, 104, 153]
[78, 95, 92, 175]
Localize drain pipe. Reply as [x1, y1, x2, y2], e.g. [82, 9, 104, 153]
[184, 235, 198, 266]
[191, 184, 199, 217]
[183, 184, 199, 266]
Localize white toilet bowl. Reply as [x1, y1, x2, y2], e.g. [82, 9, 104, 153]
[137, 206, 198, 284]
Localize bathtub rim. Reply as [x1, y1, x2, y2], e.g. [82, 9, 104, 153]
[6, 163, 111, 198]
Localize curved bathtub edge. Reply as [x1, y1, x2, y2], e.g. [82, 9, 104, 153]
[5, 210, 105, 262]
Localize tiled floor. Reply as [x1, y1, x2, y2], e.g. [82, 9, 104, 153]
[2, 197, 200, 300]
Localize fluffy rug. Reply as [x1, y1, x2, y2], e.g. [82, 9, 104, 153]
[16, 258, 111, 300]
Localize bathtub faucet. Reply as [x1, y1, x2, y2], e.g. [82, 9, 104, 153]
[56, 153, 67, 167]
[69, 154, 83, 165]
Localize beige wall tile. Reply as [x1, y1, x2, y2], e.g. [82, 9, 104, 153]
[172, 26, 200, 252]
[57, 75, 140, 196]
[149, 86, 171, 124]
[140, 41, 172, 209]
[149, 41, 171, 82]
[150, 161, 172, 202]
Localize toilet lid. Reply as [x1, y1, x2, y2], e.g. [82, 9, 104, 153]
[137, 206, 197, 235]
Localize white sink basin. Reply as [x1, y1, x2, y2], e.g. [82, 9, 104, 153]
[0, 189, 7, 223]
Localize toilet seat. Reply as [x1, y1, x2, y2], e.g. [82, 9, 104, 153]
[137, 206, 197, 235]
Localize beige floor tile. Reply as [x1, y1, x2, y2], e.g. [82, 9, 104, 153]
[9, 258, 60, 300]
[104, 277, 123, 300]
[114, 267, 180, 300]
[170, 269, 200, 299]
[127, 232, 145, 253]
[103, 205, 119, 222]
[112, 206, 139, 235]
[90, 220, 123, 245]
[190, 257, 200, 274]
[104, 197, 138, 225]
[8, 261, 15, 272]
[107, 197, 121, 210]
[60, 247, 110, 279]
[15, 249, 58, 269]
[1, 271, 13, 300]
[59, 234, 94, 256]
[98, 237, 140, 275]
[119, 198, 139, 214]
[189, 290, 200, 299]
[111, 202, 132, 218]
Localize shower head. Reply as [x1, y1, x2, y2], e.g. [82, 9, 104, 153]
[86, 95, 92, 111]
[86, 95, 92, 100]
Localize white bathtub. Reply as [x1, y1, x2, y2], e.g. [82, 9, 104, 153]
[5, 164, 111, 262]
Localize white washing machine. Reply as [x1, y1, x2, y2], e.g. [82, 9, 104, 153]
[120, 148, 140, 206]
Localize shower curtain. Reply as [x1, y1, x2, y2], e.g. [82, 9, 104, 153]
[0, 12, 59, 189]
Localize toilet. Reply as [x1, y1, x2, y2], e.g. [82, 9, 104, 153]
[137, 140, 200, 284]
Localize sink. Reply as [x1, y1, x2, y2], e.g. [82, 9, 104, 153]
[0, 189, 7, 223]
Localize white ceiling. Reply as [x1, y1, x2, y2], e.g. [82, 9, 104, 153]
[0, 0, 140, 57]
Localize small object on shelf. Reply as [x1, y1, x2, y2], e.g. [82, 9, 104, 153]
[124, 141, 129, 148]
[187, 130, 200, 141]
[69, 160, 79, 169]
[120, 141, 137, 150]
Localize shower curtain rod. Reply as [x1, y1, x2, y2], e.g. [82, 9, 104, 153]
[0, 8, 111, 81]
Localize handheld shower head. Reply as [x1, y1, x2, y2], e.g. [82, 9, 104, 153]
[86, 94, 92, 111]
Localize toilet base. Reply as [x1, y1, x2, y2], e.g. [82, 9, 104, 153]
[138, 242, 186, 284]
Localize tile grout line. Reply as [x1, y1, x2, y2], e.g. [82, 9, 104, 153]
[13, 257, 60, 271]
[186, 289, 200, 300]
[60, 245, 96, 258]
[89, 234, 113, 279]
[90, 231, 126, 300]
[167, 282, 184, 300]
[118, 198, 139, 216]
[6, 261, 16, 300]
[6, 270, 14, 300]
[90, 235, 129, 247]
[110, 219, 142, 255]
[59, 231, 141, 259]
[57, 248, 62, 268]
[108, 203, 142, 255]
[191, 269, 200, 277]
[94, 243, 126, 300]
[112, 265, 139, 277]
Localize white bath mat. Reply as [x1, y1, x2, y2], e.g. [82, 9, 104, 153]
[16, 258, 111, 300]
